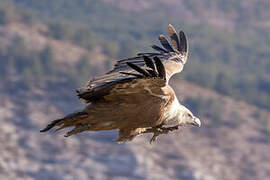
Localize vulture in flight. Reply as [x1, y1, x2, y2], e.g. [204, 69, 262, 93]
[41, 24, 201, 143]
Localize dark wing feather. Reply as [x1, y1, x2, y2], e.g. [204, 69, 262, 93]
[153, 57, 166, 79]
[126, 56, 165, 79]
[137, 52, 161, 56]
[126, 62, 151, 77]
[179, 31, 188, 54]
[158, 35, 175, 52]
[77, 75, 137, 102]
[143, 56, 156, 71]
[151, 45, 168, 53]
[146, 69, 158, 77]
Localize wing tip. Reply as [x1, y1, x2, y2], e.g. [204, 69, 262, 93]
[168, 24, 176, 32]
[168, 24, 181, 52]
[179, 30, 188, 54]
[158, 34, 165, 39]
[167, 24, 189, 54]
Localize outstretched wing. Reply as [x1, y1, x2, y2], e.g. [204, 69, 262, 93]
[77, 56, 167, 102]
[77, 24, 188, 103]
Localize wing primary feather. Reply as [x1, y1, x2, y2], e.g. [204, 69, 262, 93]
[143, 56, 156, 71]
[137, 52, 161, 56]
[168, 24, 180, 52]
[179, 31, 188, 54]
[126, 62, 151, 77]
[146, 69, 158, 77]
[158, 35, 175, 52]
[153, 56, 166, 79]
[151, 45, 168, 53]
[119, 72, 144, 78]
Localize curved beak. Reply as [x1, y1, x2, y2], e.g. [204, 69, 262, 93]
[192, 117, 201, 127]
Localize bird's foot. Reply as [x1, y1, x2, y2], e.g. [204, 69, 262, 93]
[145, 125, 179, 144]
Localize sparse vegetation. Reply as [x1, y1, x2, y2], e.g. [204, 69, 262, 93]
[0, 34, 96, 90]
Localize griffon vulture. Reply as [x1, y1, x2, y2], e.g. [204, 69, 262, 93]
[40, 24, 201, 143]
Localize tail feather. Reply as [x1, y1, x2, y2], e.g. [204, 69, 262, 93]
[40, 118, 63, 132]
[40, 111, 88, 133]
[64, 124, 91, 137]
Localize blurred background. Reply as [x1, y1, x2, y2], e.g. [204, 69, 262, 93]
[0, 0, 269, 179]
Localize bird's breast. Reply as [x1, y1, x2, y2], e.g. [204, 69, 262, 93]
[162, 96, 181, 126]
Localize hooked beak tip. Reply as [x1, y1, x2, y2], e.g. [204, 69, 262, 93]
[193, 118, 201, 127]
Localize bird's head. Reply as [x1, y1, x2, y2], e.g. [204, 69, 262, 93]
[178, 105, 201, 127]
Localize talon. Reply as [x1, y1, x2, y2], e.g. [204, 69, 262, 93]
[150, 133, 159, 144]
[168, 126, 179, 131]
[156, 127, 163, 132]
[161, 125, 179, 132]
[145, 125, 180, 144]
[149, 127, 162, 143]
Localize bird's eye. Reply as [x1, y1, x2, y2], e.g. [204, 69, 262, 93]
[187, 114, 192, 118]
